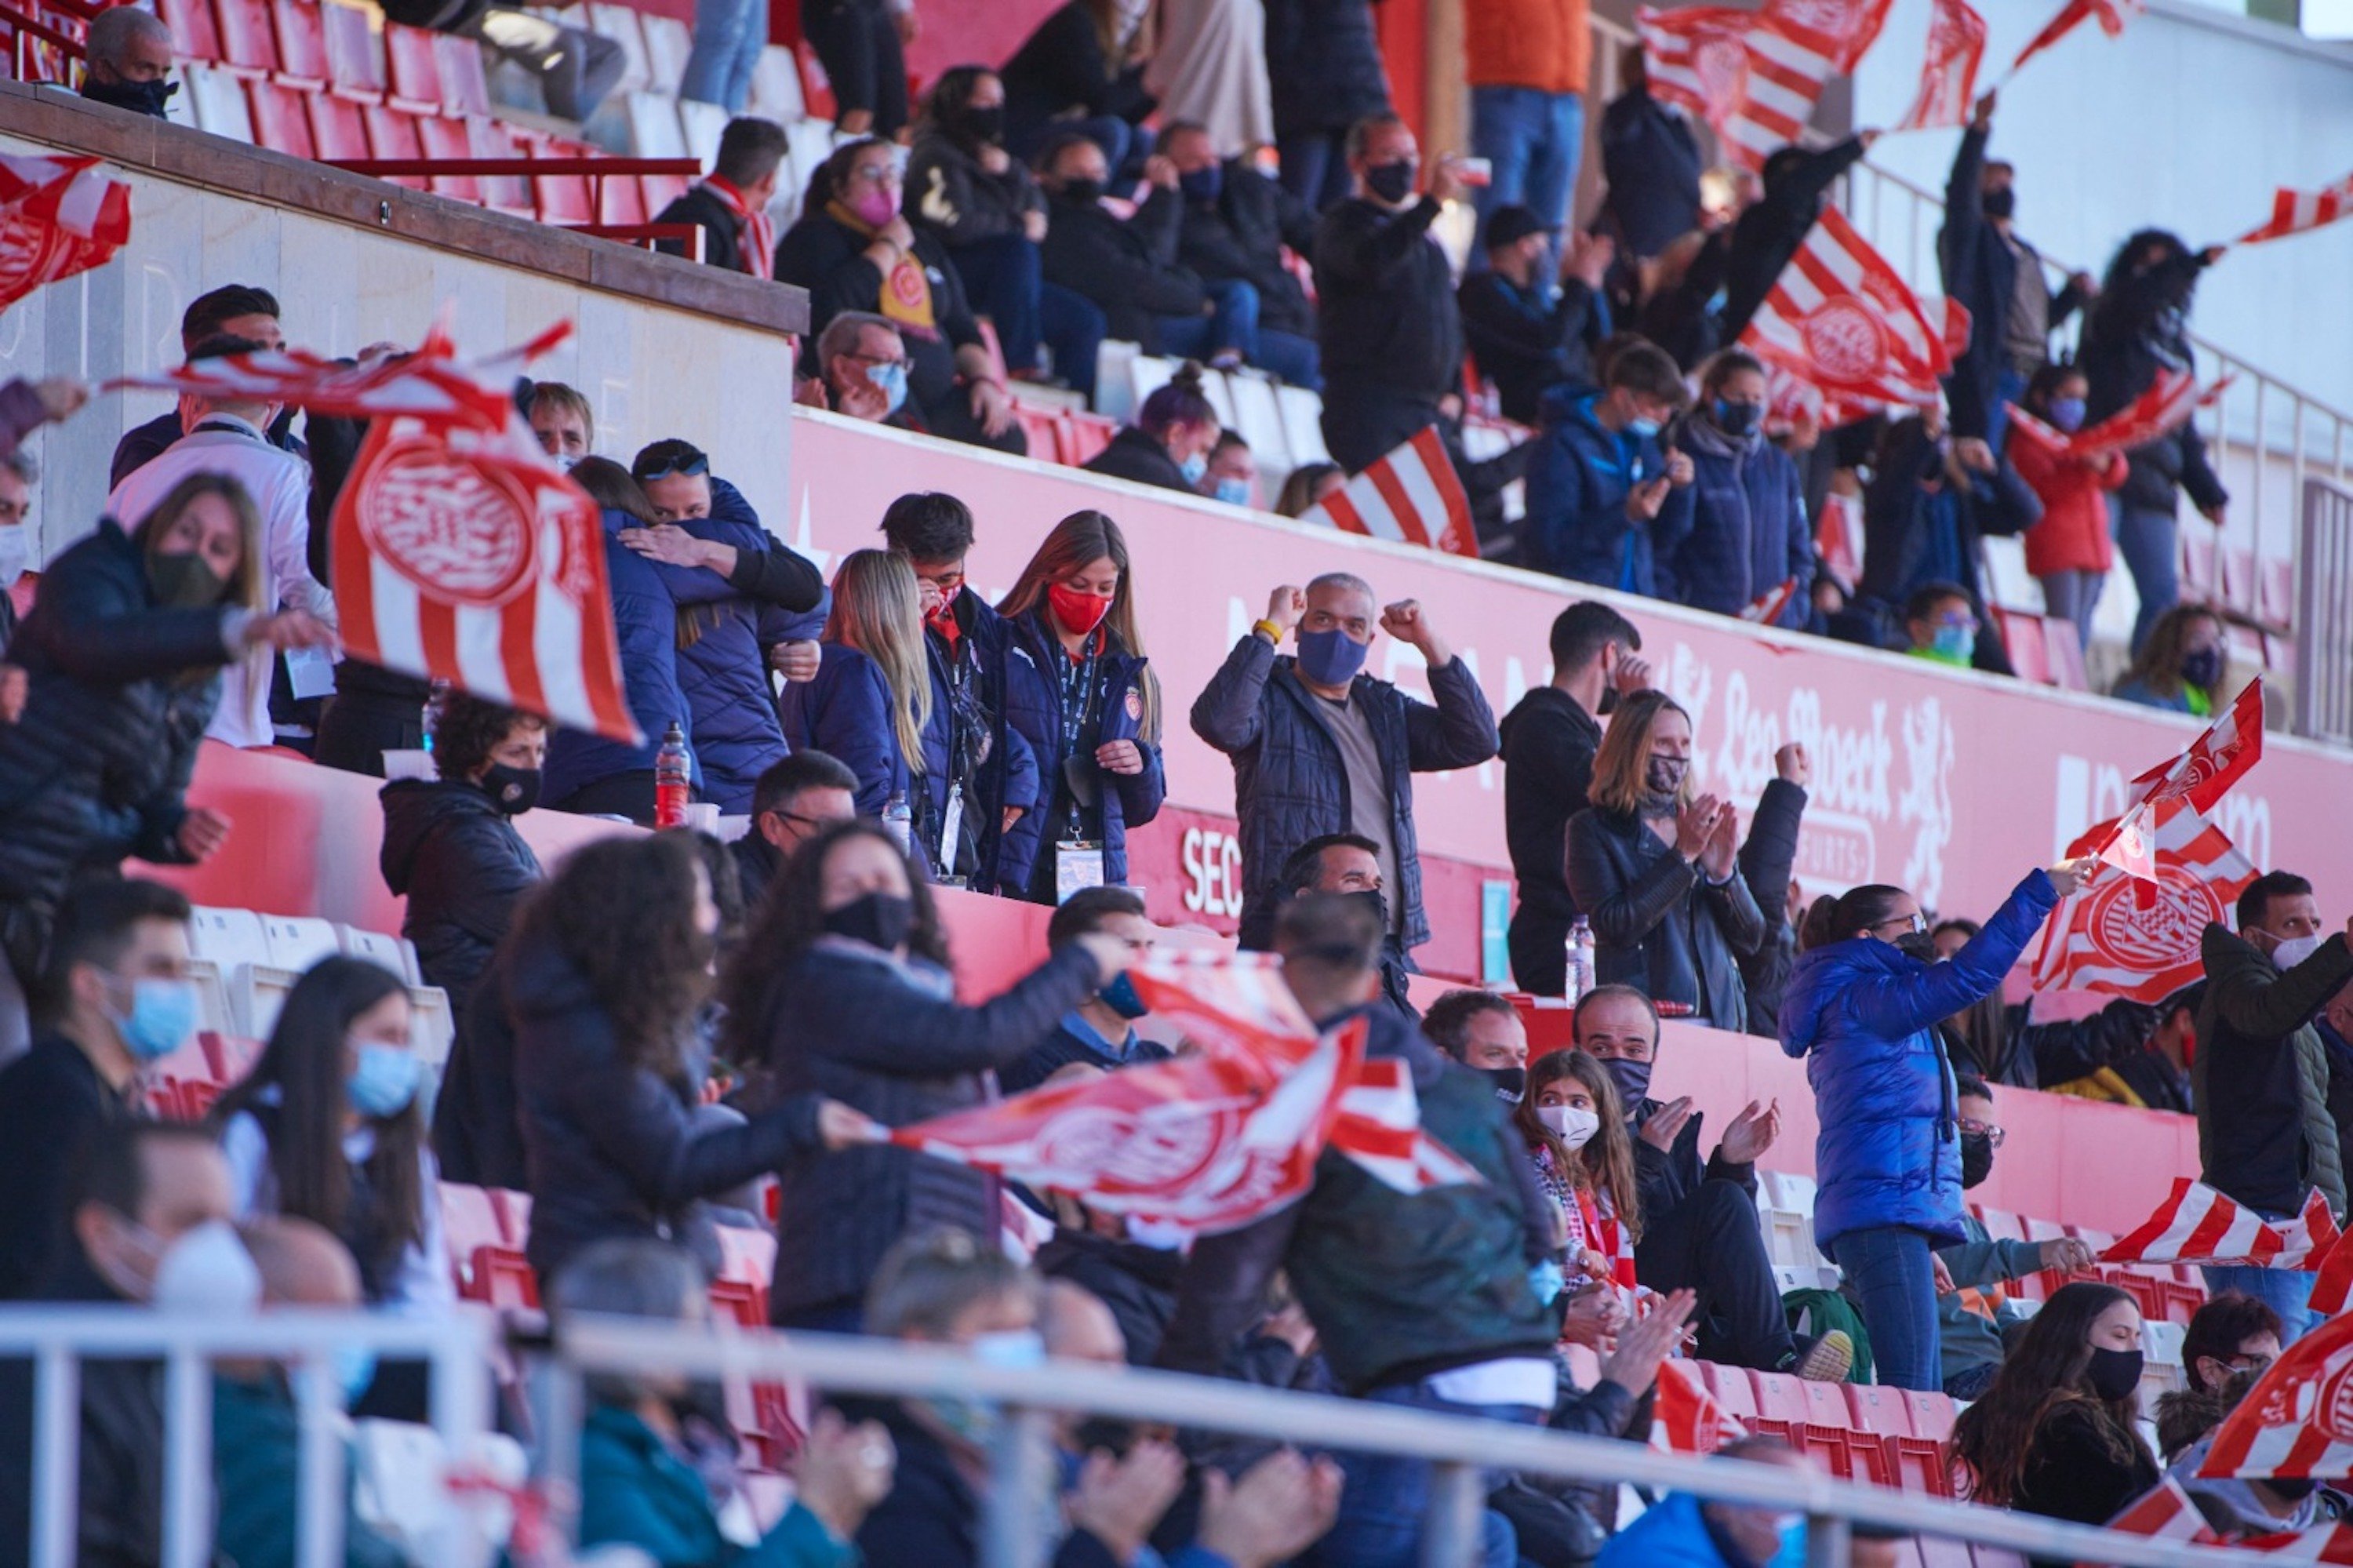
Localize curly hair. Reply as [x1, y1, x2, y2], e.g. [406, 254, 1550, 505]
[1947, 1282, 2148, 1506]
[431, 693, 544, 783]
[1515, 1050, 1642, 1241]
[522, 835, 715, 1081]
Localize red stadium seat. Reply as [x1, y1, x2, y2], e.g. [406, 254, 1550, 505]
[525, 140, 595, 227]
[305, 90, 370, 161]
[243, 78, 316, 158]
[382, 22, 442, 113]
[1697, 1360, 1760, 1427]
[461, 1246, 540, 1309]
[466, 115, 533, 216]
[416, 115, 481, 202]
[1064, 411, 1118, 467]
[2042, 617, 2088, 690]
[1012, 401, 1062, 465]
[210, 0, 280, 74]
[318, 0, 382, 99]
[488, 1187, 532, 1244]
[1991, 606, 2050, 686]
[362, 102, 428, 187]
[599, 169, 647, 224]
[432, 30, 490, 118]
[792, 40, 834, 121]
[158, 0, 225, 63]
[2178, 527, 2218, 601]
[269, 0, 329, 85]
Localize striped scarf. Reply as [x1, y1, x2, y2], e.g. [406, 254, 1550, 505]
[703, 177, 773, 282]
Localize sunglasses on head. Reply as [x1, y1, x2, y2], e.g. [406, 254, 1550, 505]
[637, 449, 709, 481]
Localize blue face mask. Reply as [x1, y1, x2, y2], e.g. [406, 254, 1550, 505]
[1931, 624, 1975, 663]
[1178, 452, 1209, 486]
[1213, 476, 1251, 508]
[347, 1042, 421, 1119]
[331, 1344, 379, 1406]
[1100, 973, 1150, 1020]
[866, 360, 909, 417]
[2048, 396, 2086, 431]
[109, 976, 198, 1063]
[1295, 625, 1370, 688]
[1766, 1517, 1809, 1568]
[1626, 416, 1660, 440]
[1178, 163, 1224, 204]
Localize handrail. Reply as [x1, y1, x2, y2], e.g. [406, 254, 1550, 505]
[552, 1316, 2283, 1568]
[322, 156, 701, 178]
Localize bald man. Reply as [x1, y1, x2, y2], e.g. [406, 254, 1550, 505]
[82, 7, 176, 117]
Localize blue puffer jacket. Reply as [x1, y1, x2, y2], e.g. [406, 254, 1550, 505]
[1665, 413, 1813, 624]
[1523, 384, 1695, 595]
[1778, 869, 2059, 1254]
[919, 595, 1037, 890]
[665, 478, 824, 814]
[545, 508, 700, 806]
[1595, 1491, 1738, 1568]
[996, 609, 1166, 897]
[780, 642, 931, 875]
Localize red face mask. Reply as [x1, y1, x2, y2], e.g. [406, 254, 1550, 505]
[1048, 581, 1114, 638]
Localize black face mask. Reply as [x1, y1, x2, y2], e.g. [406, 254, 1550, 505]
[84, 76, 177, 118]
[1478, 1066, 1526, 1101]
[1347, 887, 1390, 935]
[1959, 1132, 1994, 1190]
[955, 104, 1006, 147]
[148, 551, 225, 609]
[1364, 161, 1417, 205]
[1058, 178, 1105, 206]
[824, 892, 915, 951]
[1980, 187, 2016, 220]
[2268, 1477, 2321, 1501]
[478, 763, 541, 816]
[1894, 931, 1940, 963]
[2086, 1345, 2144, 1402]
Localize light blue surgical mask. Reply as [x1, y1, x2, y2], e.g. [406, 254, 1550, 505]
[1178, 452, 1209, 486]
[1213, 476, 1250, 508]
[1931, 623, 1974, 663]
[867, 359, 909, 417]
[331, 1344, 379, 1406]
[923, 1329, 1047, 1446]
[1627, 417, 1661, 440]
[108, 975, 198, 1063]
[1767, 1516, 1809, 1568]
[347, 1042, 421, 1119]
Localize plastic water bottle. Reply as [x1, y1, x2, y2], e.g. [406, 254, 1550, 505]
[654, 722, 691, 828]
[882, 789, 913, 853]
[1564, 916, 1597, 1004]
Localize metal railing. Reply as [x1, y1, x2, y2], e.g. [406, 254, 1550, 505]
[2298, 476, 2353, 744]
[0, 1305, 500, 1568]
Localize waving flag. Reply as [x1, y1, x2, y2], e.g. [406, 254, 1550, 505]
[1740, 207, 1961, 411]
[2009, 367, 2230, 464]
[2100, 1181, 2340, 1270]
[2199, 1311, 2353, 1483]
[2104, 1475, 2221, 1544]
[2241, 1523, 2353, 1562]
[1652, 1362, 1747, 1455]
[1329, 1058, 1487, 1191]
[0, 154, 132, 311]
[1635, 5, 1846, 172]
[1739, 577, 1801, 627]
[2237, 171, 2353, 248]
[1895, 0, 1987, 131]
[1303, 426, 1478, 559]
[1766, 0, 1894, 71]
[2030, 799, 2258, 1002]
[2008, 0, 2143, 77]
[2312, 1231, 2353, 1315]
[2129, 678, 2265, 817]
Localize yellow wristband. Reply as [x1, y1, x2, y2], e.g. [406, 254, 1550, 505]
[1253, 620, 1283, 643]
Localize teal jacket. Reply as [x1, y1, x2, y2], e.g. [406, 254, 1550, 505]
[1933, 1210, 2042, 1384]
[212, 1374, 404, 1568]
[578, 1404, 860, 1568]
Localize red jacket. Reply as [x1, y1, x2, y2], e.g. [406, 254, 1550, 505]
[1464, 0, 1591, 96]
[2014, 437, 2127, 577]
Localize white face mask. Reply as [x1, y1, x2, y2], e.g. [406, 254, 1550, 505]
[151, 1219, 262, 1315]
[1537, 1103, 1602, 1151]
[2264, 933, 2325, 971]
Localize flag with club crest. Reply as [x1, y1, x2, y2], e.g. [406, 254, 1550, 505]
[1740, 207, 1962, 411]
[2008, 0, 2144, 78]
[2078, 679, 2264, 897]
[1651, 1361, 1747, 1455]
[1635, 5, 1844, 172]
[2199, 1312, 2353, 1483]
[1895, 0, 1987, 131]
[1301, 426, 1477, 558]
[0, 153, 132, 311]
[2236, 171, 2353, 248]
[2007, 368, 2230, 464]
[2100, 1181, 2340, 1270]
[2029, 798, 2258, 1002]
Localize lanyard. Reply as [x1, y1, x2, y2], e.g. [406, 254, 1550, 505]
[1054, 638, 1101, 839]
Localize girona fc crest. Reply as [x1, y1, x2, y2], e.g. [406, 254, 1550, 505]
[1694, 38, 1748, 112]
[355, 431, 539, 607]
[1800, 298, 1889, 384]
[2083, 863, 2221, 971]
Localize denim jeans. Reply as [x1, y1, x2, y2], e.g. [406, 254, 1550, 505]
[2111, 496, 2179, 657]
[679, 0, 764, 111]
[1156, 277, 1260, 364]
[1254, 328, 1321, 390]
[1837, 1224, 1942, 1392]
[1469, 86, 1584, 271]
[944, 237, 1106, 399]
[464, 8, 625, 121]
[2205, 1261, 2319, 1344]
[2038, 569, 2104, 655]
[1325, 1380, 1539, 1568]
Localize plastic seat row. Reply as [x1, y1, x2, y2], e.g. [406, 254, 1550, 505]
[1090, 344, 1333, 504]
[438, 1181, 540, 1308]
[186, 904, 454, 1070]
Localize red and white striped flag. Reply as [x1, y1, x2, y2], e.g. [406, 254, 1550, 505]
[2236, 171, 2353, 248]
[1739, 577, 1801, 627]
[2311, 1231, 2353, 1315]
[1816, 489, 1863, 589]
[2127, 677, 2265, 818]
[2008, 368, 2230, 463]
[1739, 207, 1960, 411]
[2242, 1522, 2353, 1562]
[0, 153, 132, 311]
[1895, 0, 1987, 131]
[1651, 1360, 1747, 1455]
[1635, 5, 1846, 172]
[2008, 0, 2143, 78]
[1764, 0, 1893, 71]
[1329, 1057, 1486, 1193]
[2199, 1311, 2353, 1483]
[2104, 1475, 2221, 1544]
[2100, 1180, 2340, 1270]
[1303, 426, 1477, 558]
[332, 408, 638, 744]
[2029, 798, 2257, 1002]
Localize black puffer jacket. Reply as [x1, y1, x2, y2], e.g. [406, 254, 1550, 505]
[507, 930, 829, 1282]
[1040, 187, 1205, 349]
[750, 937, 1101, 1320]
[0, 520, 228, 979]
[1564, 805, 1769, 1031]
[1001, 0, 1155, 146]
[1082, 425, 1195, 493]
[1265, 0, 1391, 137]
[1314, 195, 1463, 405]
[379, 779, 543, 1029]
[2078, 247, 2229, 517]
[1174, 162, 1318, 337]
[907, 127, 1044, 248]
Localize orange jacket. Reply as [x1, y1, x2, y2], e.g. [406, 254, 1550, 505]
[1464, 0, 1591, 96]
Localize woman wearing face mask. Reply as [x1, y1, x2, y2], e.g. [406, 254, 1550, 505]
[1779, 861, 2084, 1392]
[1947, 1282, 2158, 1544]
[0, 475, 332, 1057]
[994, 510, 1165, 904]
[776, 139, 1024, 453]
[781, 551, 937, 870]
[1082, 362, 1224, 494]
[1663, 349, 1813, 628]
[507, 835, 875, 1286]
[2112, 603, 2231, 717]
[1564, 691, 1768, 1030]
[722, 820, 1136, 1332]
[2011, 361, 2127, 658]
[1517, 1051, 1642, 1299]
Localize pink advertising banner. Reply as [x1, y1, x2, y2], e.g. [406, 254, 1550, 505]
[786, 412, 2352, 983]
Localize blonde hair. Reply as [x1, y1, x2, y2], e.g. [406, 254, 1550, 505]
[130, 471, 267, 613]
[1587, 689, 1693, 817]
[995, 509, 1161, 737]
[826, 549, 933, 770]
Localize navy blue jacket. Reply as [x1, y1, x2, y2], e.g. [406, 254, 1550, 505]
[997, 609, 1165, 897]
[1857, 420, 2041, 608]
[1936, 125, 2085, 441]
[1598, 85, 1703, 258]
[1190, 632, 1498, 954]
[1778, 870, 2057, 1254]
[668, 478, 824, 813]
[780, 642, 929, 871]
[920, 593, 1037, 890]
[544, 508, 700, 806]
[1524, 385, 1695, 595]
[1664, 413, 1813, 623]
[1264, 0, 1391, 138]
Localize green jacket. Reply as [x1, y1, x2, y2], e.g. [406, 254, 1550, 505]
[211, 1374, 404, 1568]
[1933, 1212, 2042, 1384]
[578, 1404, 860, 1568]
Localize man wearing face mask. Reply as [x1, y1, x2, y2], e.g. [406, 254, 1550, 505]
[2195, 870, 2353, 1341]
[1313, 115, 1473, 475]
[1523, 340, 1697, 594]
[0, 879, 195, 1298]
[79, 5, 178, 117]
[1933, 1075, 2099, 1400]
[814, 311, 917, 426]
[0, 449, 35, 664]
[1266, 834, 1419, 1021]
[1193, 573, 1498, 964]
[1002, 887, 1173, 1092]
[1201, 429, 1258, 509]
[1499, 602, 1649, 995]
[1424, 989, 1529, 1102]
[0, 1122, 249, 1563]
[1163, 120, 1323, 390]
